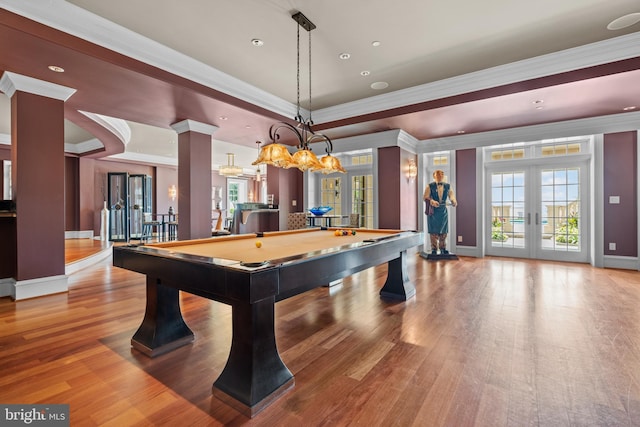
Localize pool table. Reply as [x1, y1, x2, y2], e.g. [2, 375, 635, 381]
[113, 227, 422, 417]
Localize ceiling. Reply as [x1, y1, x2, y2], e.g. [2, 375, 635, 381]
[0, 0, 639, 170]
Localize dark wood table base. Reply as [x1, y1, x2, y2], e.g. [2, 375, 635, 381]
[115, 229, 422, 417]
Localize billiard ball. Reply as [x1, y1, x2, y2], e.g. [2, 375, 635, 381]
[255, 240, 262, 248]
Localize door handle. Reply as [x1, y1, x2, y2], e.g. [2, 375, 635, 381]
[527, 213, 531, 225]
[535, 213, 539, 225]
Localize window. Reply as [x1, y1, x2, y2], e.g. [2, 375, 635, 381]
[227, 178, 248, 214]
[352, 174, 373, 228]
[2, 160, 10, 199]
[485, 136, 589, 162]
[320, 177, 342, 216]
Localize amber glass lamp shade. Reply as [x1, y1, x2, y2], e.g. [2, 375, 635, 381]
[318, 154, 346, 174]
[291, 148, 323, 172]
[253, 143, 295, 168]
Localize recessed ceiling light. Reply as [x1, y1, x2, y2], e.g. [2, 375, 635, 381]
[339, 53, 351, 60]
[371, 41, 381, 47]
[245, 125, 252, 129]
[219, 116, 228, 121]
[360, 70, 370, 76]
[607, 13, 640, 30]
[623, 106, 637, 111]
[457, 130, 465, 134]
[48, 65, 64, 73]
[533, 99, 544, 104]
[370, 81, 389, 90]
[251, 38, 264, 47]
[535, 106, 544, 110]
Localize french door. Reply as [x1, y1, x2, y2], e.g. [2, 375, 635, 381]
[486, 160, 589, 262]
[319, 173, 373, 228]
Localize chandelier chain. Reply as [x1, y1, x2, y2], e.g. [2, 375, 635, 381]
[296, 22, 301, 121]
[308, 30, 312, 125]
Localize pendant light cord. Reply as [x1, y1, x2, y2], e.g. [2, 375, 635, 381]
[308, 30, 312, 125]
[296, 23, 301, 123]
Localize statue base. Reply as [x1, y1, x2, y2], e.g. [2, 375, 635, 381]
[420, 251, 459, 261]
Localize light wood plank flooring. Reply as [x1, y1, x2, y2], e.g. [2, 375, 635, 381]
[2, 253, 640, 426]
[64, 238, 111, 264]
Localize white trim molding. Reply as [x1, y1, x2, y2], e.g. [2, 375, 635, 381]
[106, 151, 178, 167]
[0, 278, 14, 298]
[13, 274, 68, 301]
[64, 138, 104, 154]
[420, 110, 640, 153]
[603, 256, 638, 271]
[171, 119, 219, 136]
[0, 71, 76, 100]
[79, 111, 131, 146]
[5, 0, 638, 129]
[0, 0, 297, 120]
[314, 32, 640, 124]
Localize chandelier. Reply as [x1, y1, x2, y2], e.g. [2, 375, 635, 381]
[253, 11, 345, 174]
[219, 153, 243, 177]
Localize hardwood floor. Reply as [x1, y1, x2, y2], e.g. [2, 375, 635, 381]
[64, 238, 111, 264]
[2, 253, 640, 426]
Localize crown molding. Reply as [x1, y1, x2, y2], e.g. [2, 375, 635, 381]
[420, 110, 640, 153]
[0, 71, 76, 100]
[313, 31, 640, 124]
[397, 130, 419, 153]
[3, 132, 110, 155]
[64, 138, 103, 154]
[106, 151, 178, 167]
[79, 111, 131, 145]
[171, 119, 219, 136]
[0, 0, 297, 119]
[2, 0, 638, 143]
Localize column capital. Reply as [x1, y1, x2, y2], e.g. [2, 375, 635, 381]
[170, 119, 219, 136]
[0, 71, 76, 101]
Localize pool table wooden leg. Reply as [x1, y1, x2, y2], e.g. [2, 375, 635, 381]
[212, 297, 294, 418]
[379, 250, 416, 300]
[131, 277, 195, 357]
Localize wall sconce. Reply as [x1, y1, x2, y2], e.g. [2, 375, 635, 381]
[407, 159, 417, 180]
[168, 185, 177, 201]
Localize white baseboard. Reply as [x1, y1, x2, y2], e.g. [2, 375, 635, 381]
[453, 246, 480, 258]
[603, 255, 639, 270]
[65, 230, 94, 239]
[13, 275, 68, 300]
[0, 278, 14, 298]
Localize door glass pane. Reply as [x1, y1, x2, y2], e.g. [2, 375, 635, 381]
[2, 161, 11, 199]
[541, 167, 580, 252]
[491, 171, 525, 248]
[320, 177, 342, 216]
[129, 175, 145, 239]
[108, 172, 128, 241]
[352, 174, 373, 228]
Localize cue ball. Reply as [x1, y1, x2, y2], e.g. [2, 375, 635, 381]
[255, 241, 262, 248]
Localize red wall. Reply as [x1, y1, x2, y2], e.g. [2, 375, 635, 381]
[455, 149, 477, 247]
[65, 156, 79, 231]
[378, 146, 417, 230]
[76, 158, 155, 236]
[267, 165, 302, 230]
[603, 131, 637, 257]
[13, 92, 65, 280]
